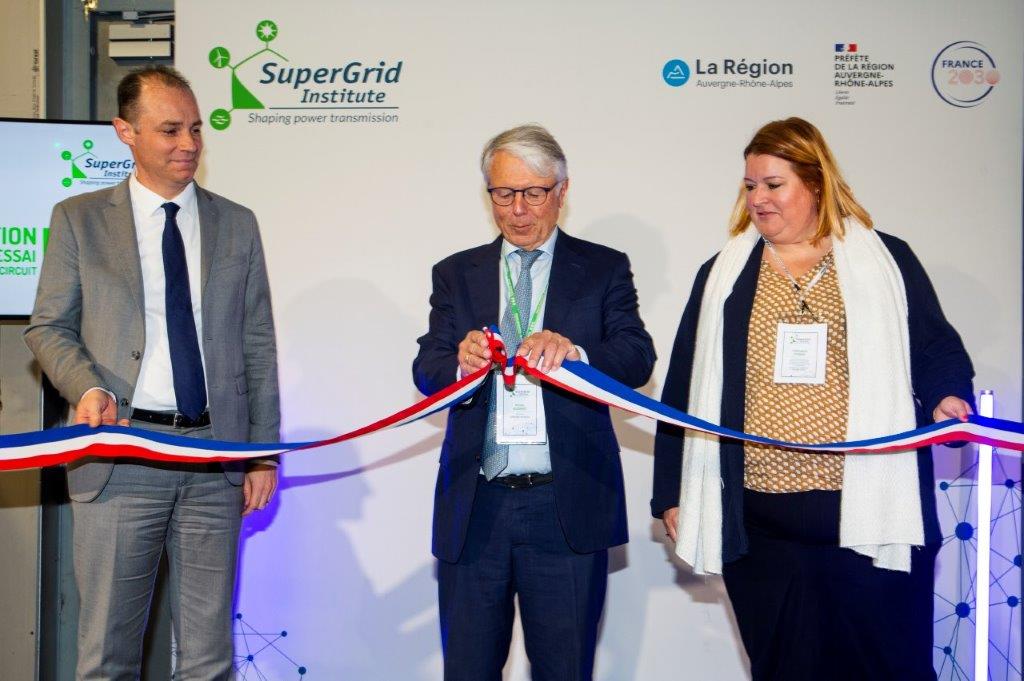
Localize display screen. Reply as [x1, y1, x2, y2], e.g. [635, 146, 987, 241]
[0, 119, 132, 318]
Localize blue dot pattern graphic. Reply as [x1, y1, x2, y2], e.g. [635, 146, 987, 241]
[955, 522, 975, 541]
[934, 445, 1021, 680]
[234, 613, 307, 679]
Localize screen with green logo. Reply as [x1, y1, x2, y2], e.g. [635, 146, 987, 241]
[0, 119, 132, 318]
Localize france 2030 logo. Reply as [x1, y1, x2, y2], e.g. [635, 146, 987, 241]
[931, 41, 1000, 108]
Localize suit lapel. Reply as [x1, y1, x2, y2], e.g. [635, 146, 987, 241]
[543, 230, 584, 333]
[196, 183, 220, 301]
[104, 180, 144, 319]
[464, 237, 502, 327]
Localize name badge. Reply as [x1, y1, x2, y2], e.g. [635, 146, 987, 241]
[773, 322, 828, 384]
[495, 374, 547, 444]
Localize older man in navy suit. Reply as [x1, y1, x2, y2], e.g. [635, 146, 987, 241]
[414, 124, 655, 681]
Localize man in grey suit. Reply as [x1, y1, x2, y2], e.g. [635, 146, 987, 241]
[25, 65, 279, 680]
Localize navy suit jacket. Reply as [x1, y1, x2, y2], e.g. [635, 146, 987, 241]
[414, 231, 656, 563]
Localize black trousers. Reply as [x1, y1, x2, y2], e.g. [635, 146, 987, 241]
[722, 489, 938, 681]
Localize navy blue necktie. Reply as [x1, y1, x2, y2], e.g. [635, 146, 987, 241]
[161, 202, 207, 419]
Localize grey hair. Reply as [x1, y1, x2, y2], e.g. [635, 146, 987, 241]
[480, 124, 568, 184]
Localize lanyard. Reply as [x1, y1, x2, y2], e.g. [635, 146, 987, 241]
[503, 254, 548, 339]
[763, 238, 831, 314]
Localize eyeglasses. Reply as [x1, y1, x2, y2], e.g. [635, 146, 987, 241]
[487, 183, 560, 207]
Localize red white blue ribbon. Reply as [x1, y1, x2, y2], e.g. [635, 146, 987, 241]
[0, 325, 1020, 471]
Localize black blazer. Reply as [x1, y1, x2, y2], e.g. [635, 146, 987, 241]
[414, 231, 656, 563]
[650, 232, 975, 564]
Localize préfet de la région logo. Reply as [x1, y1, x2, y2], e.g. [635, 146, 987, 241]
[931, 41, 1000, 108]
[833, 42, 895, 107]
[207, 20, 403, 129]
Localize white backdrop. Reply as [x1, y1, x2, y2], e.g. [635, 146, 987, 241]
[177, 1, 1022, 678]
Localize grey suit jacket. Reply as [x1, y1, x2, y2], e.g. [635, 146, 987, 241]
[24, 179, 280, 501]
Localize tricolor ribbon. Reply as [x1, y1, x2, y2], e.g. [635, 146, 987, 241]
[0, 326, 1020, 471]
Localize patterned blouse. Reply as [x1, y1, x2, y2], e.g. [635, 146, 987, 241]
[743, 251, 849, 492]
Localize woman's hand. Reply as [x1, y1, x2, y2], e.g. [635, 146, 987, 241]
[662, 507, 679, 543]
[933, 395, 972, 423]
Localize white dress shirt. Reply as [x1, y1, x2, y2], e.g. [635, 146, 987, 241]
[493, 227, 587, 475]
[128, 173, 208, 411]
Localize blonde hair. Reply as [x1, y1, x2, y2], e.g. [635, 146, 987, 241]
[728, 117, 872, 242]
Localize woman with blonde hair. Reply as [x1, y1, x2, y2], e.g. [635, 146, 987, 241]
[651, 117, 974, 680]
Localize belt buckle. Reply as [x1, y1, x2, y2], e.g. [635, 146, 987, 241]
[172, 413, 185, 428]
[507, 473, 541, 489]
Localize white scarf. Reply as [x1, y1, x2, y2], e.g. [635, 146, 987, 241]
[674, 220, 922, 574]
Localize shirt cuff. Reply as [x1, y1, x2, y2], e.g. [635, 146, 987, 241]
[82, 386, 116, 405]
[457, 364, 476, 405]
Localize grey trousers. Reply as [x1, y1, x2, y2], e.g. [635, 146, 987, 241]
[71, 422, 243, 681]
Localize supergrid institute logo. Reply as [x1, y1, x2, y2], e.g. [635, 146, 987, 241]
[59, 138, 133, 188]
[207, 19, 403, 130]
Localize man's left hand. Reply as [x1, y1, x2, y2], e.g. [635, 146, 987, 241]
[242, 463, 278, 516]
[517, 330, 580, 373]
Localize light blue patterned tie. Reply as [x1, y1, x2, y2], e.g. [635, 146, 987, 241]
[481, 248, 543, 480]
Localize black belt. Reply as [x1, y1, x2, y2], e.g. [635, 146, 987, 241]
[130, 408, 211, 429]
[486, 472, 553, 489]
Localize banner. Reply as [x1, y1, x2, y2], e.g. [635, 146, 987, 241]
[173, 1, 1023, 678]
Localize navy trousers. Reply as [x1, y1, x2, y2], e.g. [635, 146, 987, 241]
[438, 477, 608, 681]
[723, 489, 938, 681]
